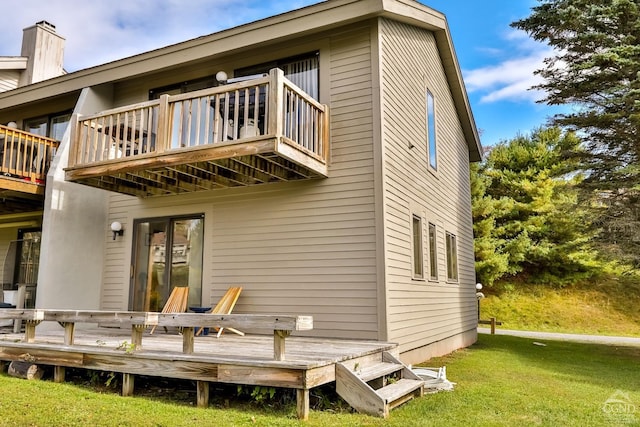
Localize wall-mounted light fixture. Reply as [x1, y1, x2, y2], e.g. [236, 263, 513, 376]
[215, 71, 228, 84]
[110, 221, 124, 240]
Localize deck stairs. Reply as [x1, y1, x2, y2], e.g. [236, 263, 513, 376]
[336, 351, 424, 418]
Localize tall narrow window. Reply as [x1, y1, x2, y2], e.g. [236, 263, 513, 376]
[412, 215, 424, 279]
[426, 89, 437, 170]
[446, 232, 458, 281]
[428, 222, 438, 280]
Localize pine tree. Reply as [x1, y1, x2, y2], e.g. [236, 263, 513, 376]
[472, 128, 597, 286]
[513, 0, 640, 265]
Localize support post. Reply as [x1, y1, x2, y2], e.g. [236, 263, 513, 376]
[13, 284, 27, 333]
[274, 330, 290, 361]
[122, 373, 134, 396]
[62, 322, 75, 345]
[24, 320, 41, 343]
[155, 94, 170, 153]
[296, 389, 310, 421]
[131, 325, 145, 350]
[490, 317, 496, 335]
[268, 68, 285, 137]
[54, 366, 66, 383]
[182, 327, 194, 354]
[197, 381, 210, 408]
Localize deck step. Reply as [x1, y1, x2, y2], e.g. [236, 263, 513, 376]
[335, 351, 424, 418]
[357, 362, 403, 382]
[377, 378, 424, 408]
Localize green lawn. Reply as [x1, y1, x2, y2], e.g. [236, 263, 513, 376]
[0, 334, 638, 426]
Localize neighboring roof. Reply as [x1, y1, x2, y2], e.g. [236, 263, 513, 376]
[0, 57, 27, 70]
[0, 0, 481, 160]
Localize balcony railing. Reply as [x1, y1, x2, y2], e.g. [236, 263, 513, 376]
[0, 125, 59, 184]
[67, 68, 328, 196]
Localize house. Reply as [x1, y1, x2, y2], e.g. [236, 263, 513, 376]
[0, 0, 481, 365]
[0, 20, 65, 92]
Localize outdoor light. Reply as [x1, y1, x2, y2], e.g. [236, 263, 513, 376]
[475, 283, 484, 320]
[216, 71, 228, 84]
[110, 221, 124, 240]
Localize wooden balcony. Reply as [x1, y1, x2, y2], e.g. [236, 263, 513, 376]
[65, 69, 329, 197]
[0, 125, 58, 214]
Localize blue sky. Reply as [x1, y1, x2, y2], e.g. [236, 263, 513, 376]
[0, 0, 561, 148]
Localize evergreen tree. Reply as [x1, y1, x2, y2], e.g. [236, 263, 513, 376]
[472, 128, 597, 286]
[513, 0, 640, 265]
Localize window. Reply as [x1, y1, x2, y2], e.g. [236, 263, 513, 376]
[446, 232, 458, 282]
[130, 215, 204, 311]
[24, 111, 71, 140]
[235, 52, 319, 100]
[426, 89, 437, 170]
[412, 215, 424, 279]
[149, 75, 219, 99]
[428, 222, 438, 280]
[15, 229, 41, 286]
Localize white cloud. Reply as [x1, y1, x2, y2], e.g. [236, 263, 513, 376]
[0, 0, 317, 71]
[463, 30, 552, 104]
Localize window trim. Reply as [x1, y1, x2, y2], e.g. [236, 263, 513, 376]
[411, 214, 425, 280]
[445, 231, 458, 283]
[428, 222, 438, 281]
[426, 89, 437, 171]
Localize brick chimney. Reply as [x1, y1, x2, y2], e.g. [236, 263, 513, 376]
[19, 21, 65, 86]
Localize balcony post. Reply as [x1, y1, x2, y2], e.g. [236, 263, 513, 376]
[322, 105, 330, 162]
[268, 68, 285, 137]
[68, 113, 80, 168]
[155, 94, 170, 153]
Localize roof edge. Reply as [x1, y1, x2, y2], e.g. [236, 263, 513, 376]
[0, 57, 28, 70]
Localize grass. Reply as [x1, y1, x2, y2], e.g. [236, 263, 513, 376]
[0, 334, 639, 426]
[480, 274, 640, 336]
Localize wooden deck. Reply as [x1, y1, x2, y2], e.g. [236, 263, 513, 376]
[0, 324, 397, 420]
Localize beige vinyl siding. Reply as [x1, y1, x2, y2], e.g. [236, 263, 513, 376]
[0, 70, 20, 93]
[378, 18, 476, 353]
[100, 25, 379, 340]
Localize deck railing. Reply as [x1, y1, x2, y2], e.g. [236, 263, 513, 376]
[69, 68, 328, 168]
[0, 125, 59, 183]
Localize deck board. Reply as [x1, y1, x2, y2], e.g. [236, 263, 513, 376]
[0, 326, 395, 371]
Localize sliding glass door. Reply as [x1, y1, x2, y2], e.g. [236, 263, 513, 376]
[130, 215, 204, 311]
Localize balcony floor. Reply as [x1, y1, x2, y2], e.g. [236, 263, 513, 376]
[0, 176, 45, 214]
[65, 138, 327, 197]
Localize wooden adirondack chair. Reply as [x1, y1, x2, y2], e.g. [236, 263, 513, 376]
[196, 286, 244, 337]
[149, 286, 189, 334]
